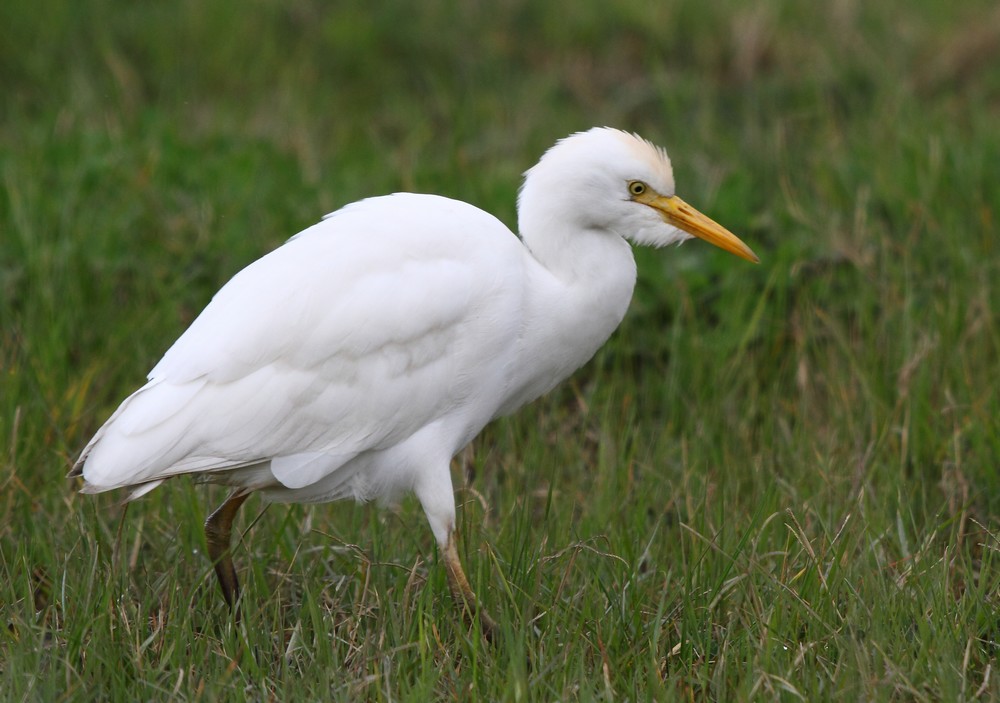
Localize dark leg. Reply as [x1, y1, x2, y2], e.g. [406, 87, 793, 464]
[443, 531, 498, 642]
[204, 489, 251, 612]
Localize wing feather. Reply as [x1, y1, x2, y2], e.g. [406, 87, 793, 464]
[79, 194, 525, 493]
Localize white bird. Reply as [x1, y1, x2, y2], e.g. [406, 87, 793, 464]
[70, 127, 757, 638]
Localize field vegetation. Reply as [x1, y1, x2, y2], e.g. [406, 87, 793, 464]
[2, 0, 999, 699]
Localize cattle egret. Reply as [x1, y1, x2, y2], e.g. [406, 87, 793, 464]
[70, 127, 758, 638]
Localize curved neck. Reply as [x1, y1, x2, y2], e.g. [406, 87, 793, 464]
[523, 221, 637, 348]
[497, 220, 637, 415]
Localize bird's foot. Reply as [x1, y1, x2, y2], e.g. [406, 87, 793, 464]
[442, 533, 497, 643]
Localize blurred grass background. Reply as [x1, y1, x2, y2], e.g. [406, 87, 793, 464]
[2, 0, 999, 699]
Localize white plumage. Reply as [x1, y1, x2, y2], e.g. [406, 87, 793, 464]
[72, 128, 757, 633]
[80, 194, 527, 513]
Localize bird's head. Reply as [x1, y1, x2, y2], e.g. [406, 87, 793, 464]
[518, 127, 758, 263]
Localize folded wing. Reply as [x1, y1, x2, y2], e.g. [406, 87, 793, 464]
[75, 194, 524, 493]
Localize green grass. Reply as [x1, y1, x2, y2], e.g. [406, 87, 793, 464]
[2, 0, 999, 699]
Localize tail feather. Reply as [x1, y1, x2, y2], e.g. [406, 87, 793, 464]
[77, 477, 166, 501]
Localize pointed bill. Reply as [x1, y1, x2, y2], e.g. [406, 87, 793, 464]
[650, 195, 759, 263]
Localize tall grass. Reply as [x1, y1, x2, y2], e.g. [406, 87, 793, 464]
[2, 0, 998, 699]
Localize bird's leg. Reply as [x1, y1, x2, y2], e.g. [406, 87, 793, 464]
[204, 489, 251, 614]
[415, 460, 497, 640]
[443, 530, 498, 642]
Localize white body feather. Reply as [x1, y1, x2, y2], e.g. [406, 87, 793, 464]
[75, 128, 712, 546]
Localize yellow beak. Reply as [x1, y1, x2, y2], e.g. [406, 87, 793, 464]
[649, 195, 759, 263]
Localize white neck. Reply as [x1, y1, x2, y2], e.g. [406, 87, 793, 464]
[494, 217, 638, 416]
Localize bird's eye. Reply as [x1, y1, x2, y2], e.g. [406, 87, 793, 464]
[628, 181, 647, 196]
